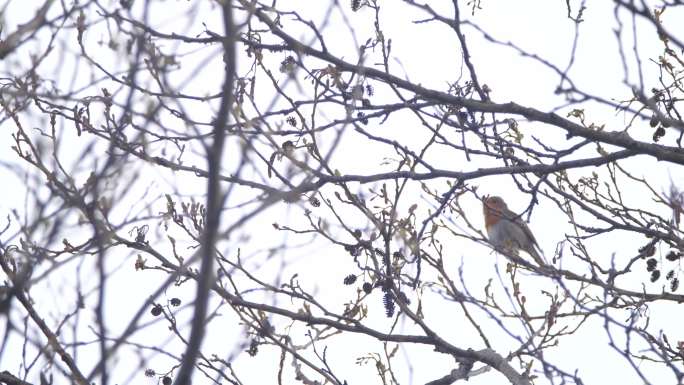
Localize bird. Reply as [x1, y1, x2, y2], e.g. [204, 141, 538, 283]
[482, 195, 545, 266]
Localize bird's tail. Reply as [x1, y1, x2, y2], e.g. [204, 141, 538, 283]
[527, 246, 546, 266]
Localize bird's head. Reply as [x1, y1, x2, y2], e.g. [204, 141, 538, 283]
[482, 196, 508, 215]
[483, 195, 507, 212]
[483, 196, 508, 228]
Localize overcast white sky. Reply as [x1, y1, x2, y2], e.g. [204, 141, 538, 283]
[1, 1, 683, 385]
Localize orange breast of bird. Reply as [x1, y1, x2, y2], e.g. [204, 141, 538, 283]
[483, 207, 502, 232]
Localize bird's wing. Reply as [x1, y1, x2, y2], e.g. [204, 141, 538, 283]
[519, 219, 540, 247]
[504, 210, 540, 248]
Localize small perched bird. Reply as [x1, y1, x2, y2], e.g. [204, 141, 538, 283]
[482, 195, 545, 266]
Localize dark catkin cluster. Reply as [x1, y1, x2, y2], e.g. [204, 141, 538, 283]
[644, 251, 681, 291]
[397, 291, 411, 305]
[344, 243, 362, 257]
[666, 251, 682, 261]
[646, 257, 661, 283]
[640, 242, 656, 257]
[649, 111, 671, 142]
[665, 270, 679, 292]
[351, 0, 361, 12]
[150, 303, 163, 316]
[343, 274, 357, 285]
[247, 339, 259, 357]
[279, 56, 296, 73]
[286, 115, 297, 127]
[671, 278, 680, 292]
[652, 125, 665, 142]
[651, 269, 661, 283]
[362, 282, 373, 294]
[308, 196, 321, 207]
[383, 291, 395, 317]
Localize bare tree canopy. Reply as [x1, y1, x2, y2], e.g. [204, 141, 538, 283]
[1, 1, 683, 385]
